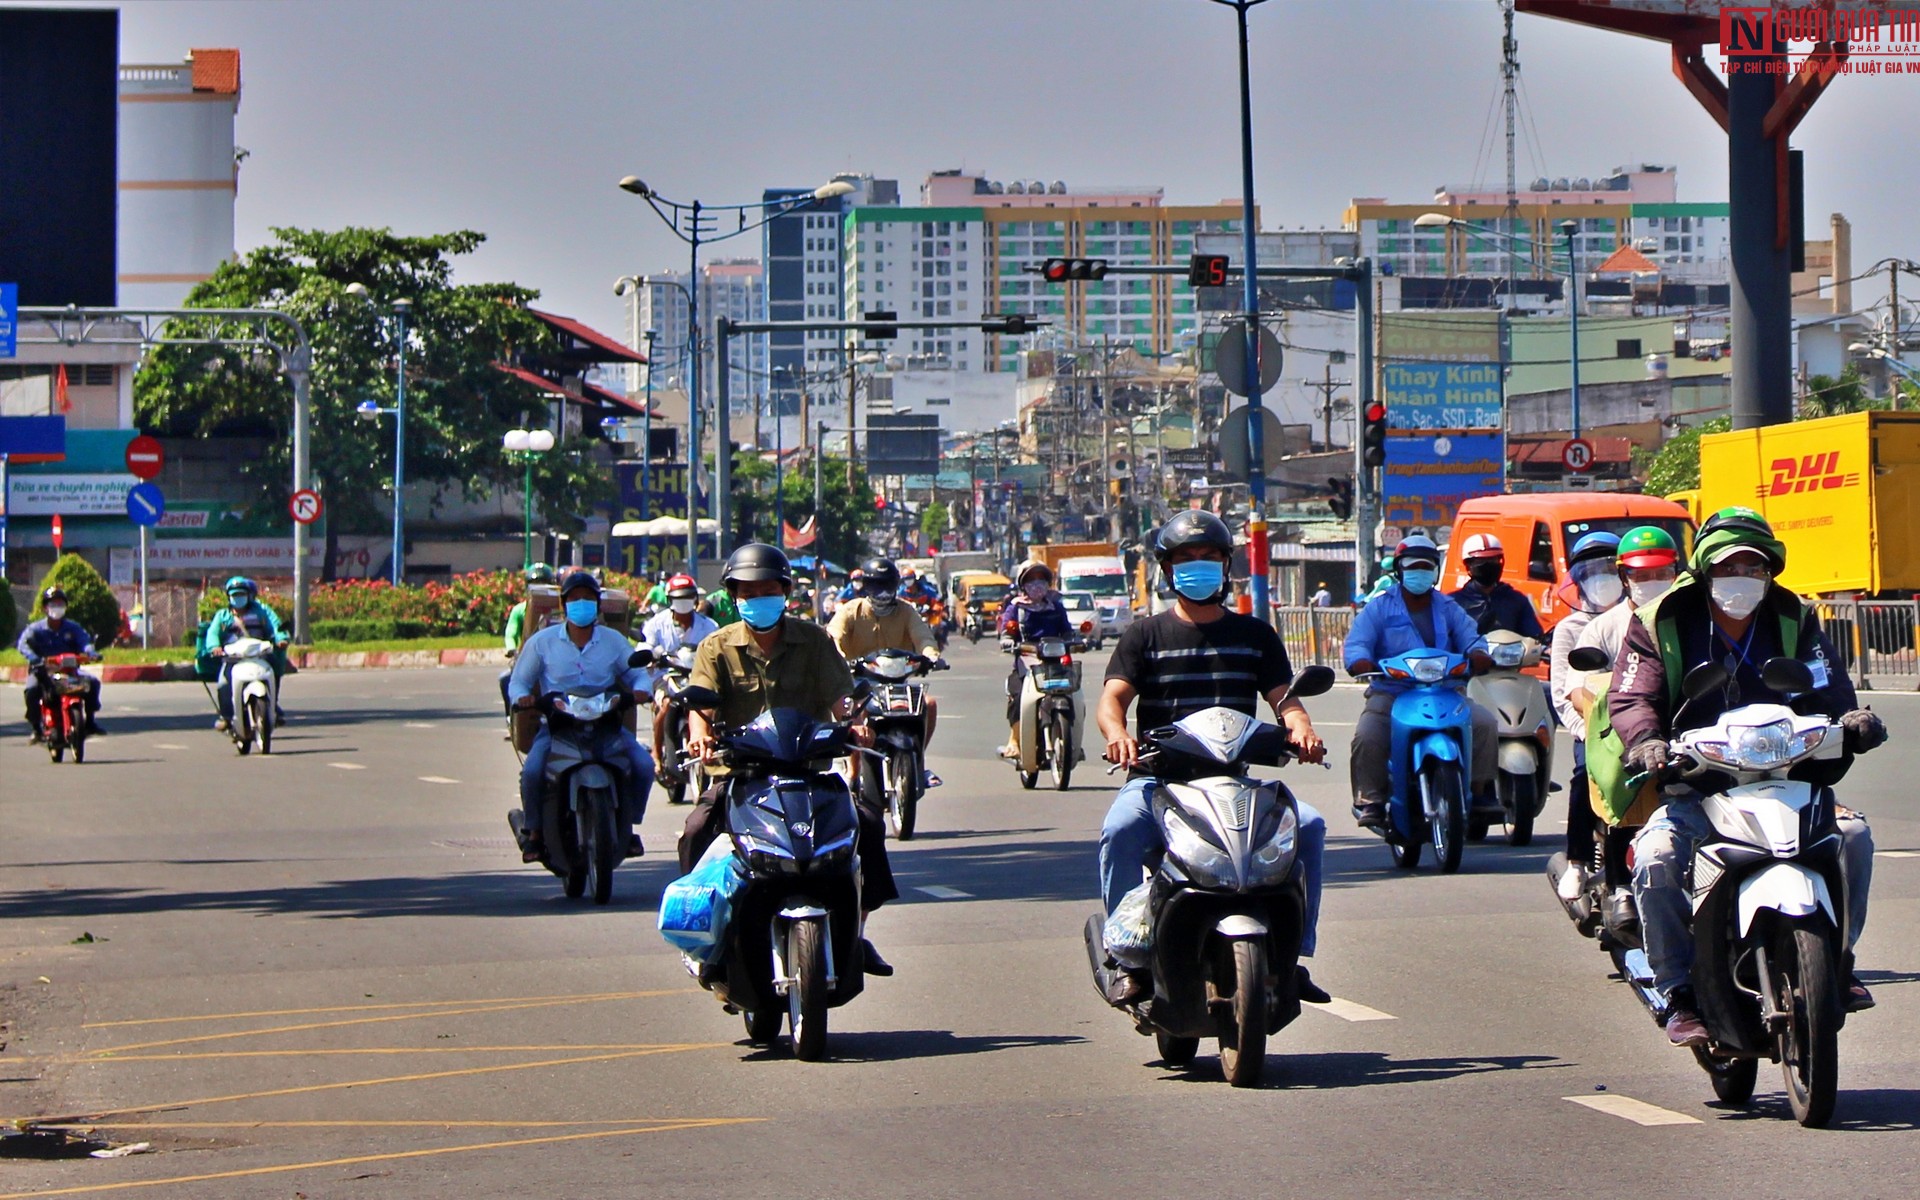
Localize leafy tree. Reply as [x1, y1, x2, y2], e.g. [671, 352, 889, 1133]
[1635, 416, 1731, 497]
[30, 554, 122, 648]
[772, 456, 877, 568]
[134, 227, 612, 579]
[1799, 366, 1884, 418]
[920, 500, 950, 546]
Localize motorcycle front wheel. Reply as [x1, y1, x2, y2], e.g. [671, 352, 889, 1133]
[788, 916, 830, 1061]
[585, 793, 619, 906]
[1156, 1029, 1199, 1068]
[249, 695, 272, 756]
[1693, 1046, 1759, 1105]
[1774, 920, 1841, 1127]
[1425, 764, 1466, 874]
[1502, 771, 1536, 847]
[743, 1006, 781, 1046]
[888, 747, 921, 840]
[1049, 711, 1073, 791]
[1216, 938, 1268, 1088]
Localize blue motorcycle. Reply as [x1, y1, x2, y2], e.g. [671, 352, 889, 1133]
[1361, 650, 1476, 873]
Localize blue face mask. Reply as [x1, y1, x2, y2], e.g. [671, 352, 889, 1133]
[1170, 560, 1226, 602]
[565, 599, 600, 627]
[1400, 567, 1438, 595]
[738, 595, 787, 631]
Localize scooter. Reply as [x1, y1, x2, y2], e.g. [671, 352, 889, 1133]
[213, 637, 281, 756]
[1009, 632, 1088, 791]
[674, 684, 869, 1062]
[1465, 629, 1552, 846]
[1357, 650, 1477, 873]
[1083, 665, 1336, 1088]
[1587, 656, 1866, 1128]
[507, 675, 644, 905]
[850, 649, 948, 839]
[33, 653, 95, 765]
[651, 643, 705, 806]
[962, 600, 986, 644]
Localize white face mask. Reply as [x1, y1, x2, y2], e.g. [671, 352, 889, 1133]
[1627, 578, 1671, 609]
[46, 604, 68, 621]
[1710, 576, 1767, 620]
[670, 597, 696, 615]
[1580, 575, 1624, 611]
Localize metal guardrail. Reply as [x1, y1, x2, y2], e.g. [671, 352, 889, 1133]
[1271, 605, 1354, 671]
[1811, 598, 1920, 692]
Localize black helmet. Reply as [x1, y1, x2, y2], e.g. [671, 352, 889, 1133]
[558, 569, 601, 597]
[1154, 510, 1233, 564]
[861, 557, 901, 592]
[524, 564, 555, 585]
[723, 542, 793, 591]
[41, 586, 67, 605]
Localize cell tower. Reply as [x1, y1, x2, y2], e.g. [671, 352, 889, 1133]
[1501, 0, 1520, 307]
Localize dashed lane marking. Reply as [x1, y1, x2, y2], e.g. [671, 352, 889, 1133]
[152, 743, 187, 750]
[405, 721, 437, 728]
[916, 885, 972, 899]
[1563, 1094, 1701, 1126]
[1312, 997, 1396, 1022]
[419, 775, 460, 784]
[1879, 850, 1918, 859]
[328, 762, 365, 771]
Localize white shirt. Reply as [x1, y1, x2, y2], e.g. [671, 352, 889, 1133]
[640, 608, 717, 689]
[1562, 601, 1641, 740]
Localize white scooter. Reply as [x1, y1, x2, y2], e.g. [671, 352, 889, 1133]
[1464, 628, 1552, 845]
[216, 637, 281, 756]
[1008, 632, 1088, 791]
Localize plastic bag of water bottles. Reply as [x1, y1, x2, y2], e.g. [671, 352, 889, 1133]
[1102, 881, 1154, 969]
[658, 839, 745, 963]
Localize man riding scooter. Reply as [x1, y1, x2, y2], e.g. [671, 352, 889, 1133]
[1096, 511, 1331, 1006]
[828, 557, 947, 778]
[1344, 536, 1496, 831]
[640, 573, 718, 790]
[18, 587, 104, 742]
[508, 570, 656, 863]
[1610, 507, 1883, 1047]
[499, 564, 555, 715]
[1450, 532, 1545, 640]
[202, 577, 290, 731]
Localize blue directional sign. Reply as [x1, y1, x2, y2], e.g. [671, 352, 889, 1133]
[126, 482, 166, 527]
[0, 282, 16, 358]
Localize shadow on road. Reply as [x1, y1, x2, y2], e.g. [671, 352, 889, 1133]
[1706, 1087, 1920, 1132]
[739, 1029, 1086, 1063]
[899, 826, 1052, 842]
[1320, 837, 1555, 885]
[1157, 1049, 1566, 1090]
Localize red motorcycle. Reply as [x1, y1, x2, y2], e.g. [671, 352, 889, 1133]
[35, 653, 96, 764]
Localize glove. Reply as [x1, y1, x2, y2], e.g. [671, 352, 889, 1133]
[1625, 738, 1671, 775]
[1840, 708, 1886, 753]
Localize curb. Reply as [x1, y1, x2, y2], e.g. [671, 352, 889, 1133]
[1, 647, 512, 685]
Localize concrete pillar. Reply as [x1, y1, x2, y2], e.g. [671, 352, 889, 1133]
[1727, 52, 1793, 429]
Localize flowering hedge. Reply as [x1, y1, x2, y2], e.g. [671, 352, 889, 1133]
[194, 569, 655, 639]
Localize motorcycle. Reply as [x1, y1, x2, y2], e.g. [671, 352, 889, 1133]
[33, 653, 95, 764]
[675, 683, 869, 1061]
[1465, 628, 1552, 846]
[1009, 632, 1089, 791]
[650, 643, 706, 806]
[1083, 665, 1336, 1087]
[962, 600, 986, 644]
[213, 637, 281, 756]
[1356, 650, 1477, 873]
[1574, 655, 1863, 1127]
[507, 663, 646, 905]
[916, 598, 951, 652]
[850, 649, 948, 839]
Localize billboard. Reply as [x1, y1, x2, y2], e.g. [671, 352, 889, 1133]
[609, 461, 716, 578]
[866, 413, 942, 477]
[1381, 433, 1504, 530]
[1383, 362, 1503, 431]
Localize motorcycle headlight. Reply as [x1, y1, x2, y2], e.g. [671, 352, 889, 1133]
[1407, 655, 1448, 684]
[1697, 719, 1804, 771]
[1162, 808, 1235, 889]
[1244, 805, 1298, 888]
[745, 845, 800, 875]
[1490, 641, 1524, 669]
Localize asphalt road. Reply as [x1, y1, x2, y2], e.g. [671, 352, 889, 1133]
[1, 641, 1916, 1199]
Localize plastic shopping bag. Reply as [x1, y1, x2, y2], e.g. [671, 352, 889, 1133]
[1102, 880, 1155, 969]
[657, 838, 745, 963]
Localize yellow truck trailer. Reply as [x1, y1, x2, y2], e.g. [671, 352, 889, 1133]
[1697, 410, 1920, 598]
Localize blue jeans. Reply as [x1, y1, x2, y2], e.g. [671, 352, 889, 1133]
[520, 726, 656, 840]
[1099, 775, 1326, 957]
[1632, 793, 1874, 996]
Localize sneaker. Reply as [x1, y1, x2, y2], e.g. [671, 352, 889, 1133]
[1296, 966, 1332, 1005]
[1555, 862, 1586, 902]
[84, 720, 105, 737]
[1663, 990, 1709, 1047]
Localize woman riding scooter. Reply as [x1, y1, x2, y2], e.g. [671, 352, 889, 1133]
[998, 560, 1074, 762]
[202, 577, 290, 731]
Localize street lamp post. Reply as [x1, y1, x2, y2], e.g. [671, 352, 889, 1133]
[641, 327, 657, 573]
[1561, 219, 1582, 440]
[349, 294, 412, 585]
[618, 175, 854, 566]
[503, 427, 556, 568]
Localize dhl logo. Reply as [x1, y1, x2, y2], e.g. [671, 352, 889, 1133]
[1758, 452, 1861, 498]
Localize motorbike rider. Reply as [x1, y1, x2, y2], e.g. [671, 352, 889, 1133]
[499, 564, 555, 715]
[997, 559, 1075, 762]
[1450, 532, 1545, 640]
[1546, 532, 1624, 899]
[507, 570, 657, 863]
[640, 573, 719, 777]
[679, 543, 896, 976]
[202, 577, 290, 731]
[644, 576, 671, 615]
[18, 587, 104, 742]
[1343, 535, 1497, 830]
[1096, 511, 1331, 1006]
[828, 557, 945, 758]
[1611, 507, 1883, 1046]
[837, 568, 866, 604]
[698, 584, 740, 628]
[900, 566, 938, 606]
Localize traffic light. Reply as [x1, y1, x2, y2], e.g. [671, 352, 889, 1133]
[1187, 254, 1230, 287]
[863, 310, 897, 341]
[1041, 258, 1109, 282]
[1360, 402, 1389, 469]
[1326, 476, 1353, 520]
[984, 313, 1034, 335]
[874, 492, 887, 512]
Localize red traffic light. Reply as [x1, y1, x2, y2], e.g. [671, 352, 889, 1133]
[1041, 257, 1109, 282]
[1365, 402, 1387, 423]
[874, 493, 887, 511]
[1042, 259, 1070, 283]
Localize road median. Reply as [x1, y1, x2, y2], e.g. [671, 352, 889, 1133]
[0, 647, 512, 684]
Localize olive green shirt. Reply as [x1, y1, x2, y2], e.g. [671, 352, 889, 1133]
[689, 616, 854, 735]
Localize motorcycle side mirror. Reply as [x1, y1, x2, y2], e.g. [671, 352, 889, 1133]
[1289, 664, 1336, 699]
[677, 684, 724, 711]
[1761, 656, 1815, 695]
[1681, 660, 1731, 701]
[1566, 646, 1611, 673]
[627, 647, 655, 669]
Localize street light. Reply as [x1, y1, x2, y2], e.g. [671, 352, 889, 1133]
[503, 426, 556, 569]
[617, 275, 699, 569]
[348, 292, 413, 585]
[617, 174, 856, 565]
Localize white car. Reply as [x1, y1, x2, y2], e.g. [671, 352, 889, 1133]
[1061, 591, 1104, 649]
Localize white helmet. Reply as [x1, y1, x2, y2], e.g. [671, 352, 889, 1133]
[1460, 532, 1504, 563]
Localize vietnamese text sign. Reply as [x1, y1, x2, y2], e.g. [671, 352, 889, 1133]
[107, 537, 313, 575]
[1380, 311, 1502, 363]
[1384, 362, 1503, 431]
[610, 461, 716, 577]
[1382, 432, 1505, 529]
[7, 473, 138, 514]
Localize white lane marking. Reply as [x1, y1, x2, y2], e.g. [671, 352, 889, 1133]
[1313, 997, 1396, 1022]
[916, 885, 972, 900]
[1878, 850, 1918, 859]
[328, 762, 366, 771]
[1313, 721, 1355, 727]
[152, 743, 187, 750]
[405, 722, 437, 729]
[419, 775, 460, 785]
[1563, 1094, 1700, 1126]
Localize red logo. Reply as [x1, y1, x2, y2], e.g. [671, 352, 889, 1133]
[1720, 6, 1775, 54]
[1759, 452, 1860, 497]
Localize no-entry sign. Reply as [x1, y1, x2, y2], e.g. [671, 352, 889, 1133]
[289, 488, 323, 525]
[125, 435, 165, 480]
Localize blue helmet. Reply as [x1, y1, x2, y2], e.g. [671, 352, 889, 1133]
[225, 576, 257, 597]
[1568, 531, 1621, 568]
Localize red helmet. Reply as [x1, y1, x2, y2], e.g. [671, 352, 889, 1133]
[665, 573, 698, 598]
[1460, 532, 1504, 563]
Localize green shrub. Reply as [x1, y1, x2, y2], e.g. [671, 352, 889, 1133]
[31, 554, 122, 648]
[0, 576, 18, 650]
[307, 618, 432, 643]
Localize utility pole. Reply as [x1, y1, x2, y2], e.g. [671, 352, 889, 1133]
[1305, 359, 1349, 450]
[845, 340, 858, 489]
[1501, 0, 1520, 305]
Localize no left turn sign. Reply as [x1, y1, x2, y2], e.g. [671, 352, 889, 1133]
[290, 489, 324, 525]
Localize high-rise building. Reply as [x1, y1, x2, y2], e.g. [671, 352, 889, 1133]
[118, 48, 242, 310]
[620, 260, 765, 417]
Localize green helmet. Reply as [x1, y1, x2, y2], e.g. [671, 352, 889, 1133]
[1689, 506, 1786, 575]
[524, 564, 556, 585]
[1615, 526, 1679, 571]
